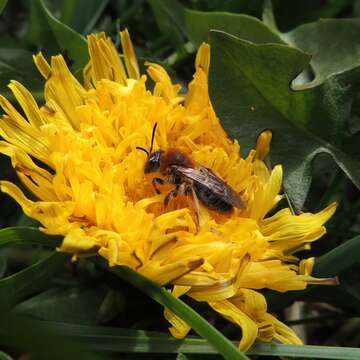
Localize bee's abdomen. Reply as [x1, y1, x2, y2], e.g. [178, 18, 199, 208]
[194, 184, 233, 213]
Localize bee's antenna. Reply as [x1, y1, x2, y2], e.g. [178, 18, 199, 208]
[136, 146, 149, 157]
[149, 122, 158, 155]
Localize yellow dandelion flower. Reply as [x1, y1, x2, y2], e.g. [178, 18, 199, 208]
[0, 30, 337, 351]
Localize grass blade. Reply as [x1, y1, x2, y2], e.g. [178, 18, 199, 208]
[313, 234, 360, 277]
[0, 226, 62, 249]
[18, 321, 360, 359]
[0, 252, 69, 309]
[0, 314, 107, 360]
[92, 256, 248, 360]
[248, 343, 360, 359]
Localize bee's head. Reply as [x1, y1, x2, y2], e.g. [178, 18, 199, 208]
[144, 150, 163, 173]
[136, 122, 163, 173]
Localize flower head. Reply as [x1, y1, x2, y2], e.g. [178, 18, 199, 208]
[0, 30, 336, 351]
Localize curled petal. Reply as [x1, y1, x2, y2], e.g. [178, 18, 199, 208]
[209, 300, 258, 352]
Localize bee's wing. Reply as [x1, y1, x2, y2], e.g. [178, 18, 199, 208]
[172, 165, 245, 209]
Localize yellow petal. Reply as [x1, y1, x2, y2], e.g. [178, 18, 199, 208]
[209, 300, 258, 352]
[59, 227, 98, 253]
[0, 180, 34, 215]
[299, 257, 314, 276]
[140, 257, 204, 285]
[8, 80, 46, 129]
[0, 98, 50, 164]
[120, 29, 140, 80]
[263, 313, 302, 345]
[248, 165, 283, 220]
[45, 55, 87, 129]
[255, 130, 272, 160]
[33, 52, 51, 79]
[87, 33, 127, 85]
[262, 202, 337, 253]
[195, 42, 210, 76]
[164, 285, 192, 339]
[146, 62, 182, 104]
[238, 260, 308, 292]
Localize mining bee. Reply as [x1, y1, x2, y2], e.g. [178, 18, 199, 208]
[136, 123, 245, 224]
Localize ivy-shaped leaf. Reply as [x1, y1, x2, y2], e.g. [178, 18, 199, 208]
[149, 0, 360, 207]
[209, 30, 360, 209]
[263, 0, 360, 90]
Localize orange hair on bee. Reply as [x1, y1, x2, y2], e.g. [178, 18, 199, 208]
[161, 149, 195, 170]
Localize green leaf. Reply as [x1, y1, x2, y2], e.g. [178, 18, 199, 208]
[148, 0, 187, 46]
[342, 132, 360, 159]
[26, 321, 233, 353]
[30, 0, 89, 72]
[0, 227, 62, 249]
[0, 313, 107, 360]
[95, 289, 125, 324]
[0, 350, 13, 360]
[184, 9, 283, 46]
[92, 256, 249, 360]
[15, 320, 360, 358]
[148, 0, 360, 208]
[177, 354, 189, 360]
[0, 251, 6, 279]
[16, 214, 40, 227]
[268, 0, 353, 32]
[0, 0, 7, 15]
[60, 0, 110, 35]
[248, 342, 360, 359]
[264, 0, 360, 90]
[0, 48, 43, 102]
[15, 285, 109, 325]
[149, 0, 284, 46]
[208, 30, 360, 209]
[193, 0, 264, 16]
[286, 18, 360, 90]
[312, 234, 360, 278]
[0, 252, 69, 310]
[147, 1, 360, 206]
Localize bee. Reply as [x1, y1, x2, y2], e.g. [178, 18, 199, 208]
[136, 123, 245, 223]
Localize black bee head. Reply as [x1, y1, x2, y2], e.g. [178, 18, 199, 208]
[136, 122, 162, 173]
[144, 150, 163, 173]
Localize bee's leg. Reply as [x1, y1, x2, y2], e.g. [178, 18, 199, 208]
[176, 182, 186, 194]
[184, 185, 193, 196]
[184, 185, 200, 230]
[152, 177, 164, 194]
[164, 189, 178, 206]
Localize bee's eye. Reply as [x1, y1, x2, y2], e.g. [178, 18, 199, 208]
[144, 151, 161, 173]
[149, 157, 159, 169]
